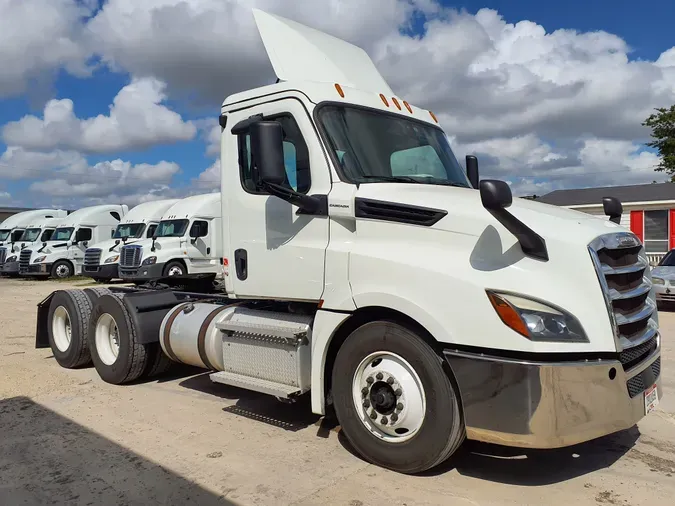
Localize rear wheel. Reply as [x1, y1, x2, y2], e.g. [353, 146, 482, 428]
[47, 290, 93, 368]
[332, 321, 465, 474]
[89, 294, 149, 384]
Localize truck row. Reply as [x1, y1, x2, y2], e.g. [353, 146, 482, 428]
[4, 9, 664, 475]
[0, 193, 222, 287]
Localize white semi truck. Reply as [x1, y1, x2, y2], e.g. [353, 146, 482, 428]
[82, 199, 179, 283]
[1, 216, 66, 276]
[21, 204, 128, 279]
[116, 193, 222, 283]
[34, 9, 662, 474]
[0, 209, 68, 273]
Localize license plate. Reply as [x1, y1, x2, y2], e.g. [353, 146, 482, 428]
[645, 384, 659, 415]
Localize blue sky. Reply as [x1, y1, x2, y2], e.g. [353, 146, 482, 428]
[1, 0, 674, 207]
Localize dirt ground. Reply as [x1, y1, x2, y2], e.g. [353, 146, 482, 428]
[1, 277, 674, 506]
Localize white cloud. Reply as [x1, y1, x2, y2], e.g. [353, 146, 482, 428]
[2, 77, 196, 153]
[0, 191, 10, 201]
[0, 0, 92, 99]
[193, 159, 220, 190]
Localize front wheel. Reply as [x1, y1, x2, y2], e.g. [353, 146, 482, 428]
[332, 321, 465, 474]
[163, 261, 185, 277]
[51, 260, 74, 279]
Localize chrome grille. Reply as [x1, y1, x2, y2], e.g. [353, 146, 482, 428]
[84, 248, 102, 266]
[120, 245, 142, 268]
[0, 247, 6, 264]
[589, 232, 658, 360]
[19, 249, 32, 273]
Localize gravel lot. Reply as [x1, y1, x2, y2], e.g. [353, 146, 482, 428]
[1, 276, 674, 506]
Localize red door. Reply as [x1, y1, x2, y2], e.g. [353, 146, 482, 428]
[630, 210, 644, 243]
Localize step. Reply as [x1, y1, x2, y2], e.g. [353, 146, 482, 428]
[209, 371, 302, 399]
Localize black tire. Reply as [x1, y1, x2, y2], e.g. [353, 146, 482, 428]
[51, 260, 74, 279]
[163, 261, 185, 277]
[88, 294, 149, 384]
[331, 321, 465, 474]
[83, 286, 112, 307]
[47, 290, 93, 368]
[144, 343, 174, 378]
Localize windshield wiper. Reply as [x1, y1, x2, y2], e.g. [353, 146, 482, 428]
[361, 175, 424, 184]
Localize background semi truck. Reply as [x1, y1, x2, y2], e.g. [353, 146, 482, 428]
[35, 9, 662, 474]
[82, 199, 179, 283]
[0, 209, 67, 272]
[117, 193, 222, 283]
[1, 216, 65, 276]
[21, 204, 128, 279]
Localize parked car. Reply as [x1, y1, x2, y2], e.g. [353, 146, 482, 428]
[650, 250, 675, 305]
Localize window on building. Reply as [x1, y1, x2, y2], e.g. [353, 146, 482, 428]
[644, 210, 669, 253]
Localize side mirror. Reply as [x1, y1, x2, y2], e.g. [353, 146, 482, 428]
[466, 155, 479, 189]
[479, 180, 512, 210]
[602, 196, 623, 224]
[189, 225, 207, 239]
[250, 121, 286, 186]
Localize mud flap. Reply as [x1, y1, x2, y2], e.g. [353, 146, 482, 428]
[35, 291, 58, 348]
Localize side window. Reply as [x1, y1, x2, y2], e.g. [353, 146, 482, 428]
[238, 115, 311, 194]
[390, 145, 446, 179]
[146, 224, 158, 238]
[189, 220, 209, 238]
[41, 230, 54, 242]
[78, 228, 93, 242]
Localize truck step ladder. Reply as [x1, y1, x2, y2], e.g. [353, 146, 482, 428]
[209, 371, 301, 399]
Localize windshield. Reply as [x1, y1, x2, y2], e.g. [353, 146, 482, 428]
[317, 105, 471, 187]
[156, 219, 189, 238]
[113, 223, 146, 239]
[658, 250, 675, 267]
[20, 228, 41, 242]
[51, 227, 74, 242]
[0, 229, 9, 241]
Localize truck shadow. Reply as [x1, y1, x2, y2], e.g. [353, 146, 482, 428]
[346, 426, 639, 485]
[0, 396, 236, 505]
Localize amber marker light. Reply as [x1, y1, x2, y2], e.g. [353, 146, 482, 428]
[403, 101, 413, 113]
[380, 94, 389, 106]
[391, 97, 402, 110]
[335, 83, 345, 97]
[487, 292, 529, 338]
[429, 110, 439, 123]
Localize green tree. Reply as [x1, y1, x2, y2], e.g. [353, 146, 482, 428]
[643, 105, 675, 181]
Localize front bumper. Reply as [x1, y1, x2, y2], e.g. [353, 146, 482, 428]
[653, 283, 675, 303]
[444, 342, 662, 449]
[82, 263, 119, 280]
[21, 262, 52, 277]
[1, 261, 19, 275]
[118, 262, 165, 280]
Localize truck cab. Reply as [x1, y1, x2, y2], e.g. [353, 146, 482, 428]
[34, 9, 662, 475]
[118, 193, 222, 282]
[21, 205, 128, 279]
[1, 216, 64, 276]
[0, 209, 67, 273]
[82, 199, 179, 283]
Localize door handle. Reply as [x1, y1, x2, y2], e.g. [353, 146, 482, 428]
[234, 249, 247, 280]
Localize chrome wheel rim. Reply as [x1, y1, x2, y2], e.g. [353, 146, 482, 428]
[167, 265, 183, 276]
[352, 351, 426, 443]
[55, 264, 70, 278]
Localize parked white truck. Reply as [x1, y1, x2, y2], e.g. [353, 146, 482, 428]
[21, 204, 128, 279]
[0, 209, 68, 273]
[116, 193, 222, 283]
[82, 199, 179, 283]
[34, 10, 662, 474]
[1, 216, 66, 276]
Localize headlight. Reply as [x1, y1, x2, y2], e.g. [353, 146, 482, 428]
[5, 256, 16, 263]
[104, 255, 119, 264]
[33, 256, 46, 263]
[652, 277, 665, 285]
[142, 256, 157, 265]
[487, 291, 588, 343]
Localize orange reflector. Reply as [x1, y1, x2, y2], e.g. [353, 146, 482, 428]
[380, 94, 389, 107]
[392, 97, 401, 110]
[318, 299, 324, 309]
[429, 110, 439, 123]
[403, 101, 413, 114]
[487, 292, 529, 338]
[335, 83, 345, 98]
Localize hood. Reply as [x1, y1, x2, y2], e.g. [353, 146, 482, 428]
[355, 183, 624, 248]
[89, 237, 143, 252]
[651, 266, 675, 280]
